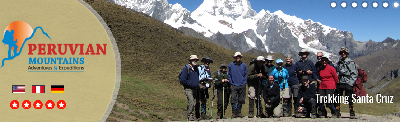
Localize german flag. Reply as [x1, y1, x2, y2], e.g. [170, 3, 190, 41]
[51, 85, 64, 93]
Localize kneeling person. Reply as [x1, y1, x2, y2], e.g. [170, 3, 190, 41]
[263, 75, 280, 118]
[297, 76, 317, 118]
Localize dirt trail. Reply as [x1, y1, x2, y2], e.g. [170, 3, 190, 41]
[194, 113, 400, 122]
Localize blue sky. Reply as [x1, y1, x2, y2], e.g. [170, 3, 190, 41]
[168, 0, 400, 42]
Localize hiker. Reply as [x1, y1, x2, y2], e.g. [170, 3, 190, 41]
[313, 52, 335, 118]
[295, 49, 316, 85]
[263, 75, 280, 118]
[282, 55, 299, 117]
[214, 64, 231, 119]
[297, 76, 317, 118]
[197, 57, 213, 120]
[228, 52, 248, 118]
[317, 56, 338, 118]
[265, 55, 277, 76]
[247, 56, 268, 118]
[270, 59, 290, 117]
[179, 55, 200, 121]
[335, 47, 358, 119]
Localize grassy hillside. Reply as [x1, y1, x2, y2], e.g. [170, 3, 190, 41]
[354, 46, 400, 90]
[83, 0, 288, 121]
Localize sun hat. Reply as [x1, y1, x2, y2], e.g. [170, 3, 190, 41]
[220, 64, 227, 68]
[233, 52, 242, 58]
[298, 48, 310, 56]
[339, 47, 349, 55]
[189, 55, 198, 60]
[266, 55, 274, 61]
[256, 56, 265, 62]
[201, 57, 213, 63]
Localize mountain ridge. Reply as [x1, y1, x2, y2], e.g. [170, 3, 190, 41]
[112, 0, 399, 80]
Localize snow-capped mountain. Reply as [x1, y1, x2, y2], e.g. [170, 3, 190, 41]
[111, 0, 396, 63]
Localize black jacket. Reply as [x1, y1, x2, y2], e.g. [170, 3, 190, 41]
[295, 59, 316, 81]
[263, 82, 280, 104]
[247, 64, 267, 86]
[297, 83, 316, 106]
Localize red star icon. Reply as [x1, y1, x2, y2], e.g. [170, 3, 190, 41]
[57, 100, 66, 109]
[33, 100, 43, 109]
[10, 100, 19, 109]
[45, 100, 55, 109]
[22, 100, 31, 109]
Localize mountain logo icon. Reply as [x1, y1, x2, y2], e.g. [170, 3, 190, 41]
[1, 21, 52, 67]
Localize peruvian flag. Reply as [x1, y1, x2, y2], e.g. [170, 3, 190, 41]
[32, 85, 45, 93]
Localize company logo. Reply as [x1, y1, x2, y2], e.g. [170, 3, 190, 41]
[1, 21, 51, 67]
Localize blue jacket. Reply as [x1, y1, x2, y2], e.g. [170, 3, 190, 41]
[283, 63, 299, 86]
[228, 61, 247, 86]
[295, 59, 316, 81]
[198, 64, 211, 80]
[179, 64, 200, 89]
[270, 67, 289, 89]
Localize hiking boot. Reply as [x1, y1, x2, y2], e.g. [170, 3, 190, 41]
[187, 113, 195, 121]
[216, 112, 222, 119]
[248, 111, 254, 118]
[248, 114, 254, 118]
[231, 114, 237, 119]
[350, 107, 356, 119]
[236, 113, 244, 118]
[319, 111, 327, 118]
[201, 113, 211, 120]
[258, 114, 267, 118]
[283, 113, 290, 117]
[295, 113, 303, 118]
[331, 110, 341, 118]
[311, 114, 317, 119]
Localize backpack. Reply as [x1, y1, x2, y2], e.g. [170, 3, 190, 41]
[358, 68, 368, 83]
[178, 65, 190, 85]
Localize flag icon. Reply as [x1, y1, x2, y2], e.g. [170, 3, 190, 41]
[32, 85, 45, 93]
[12, 85, 25, 93]
[51, 85, 64, 93]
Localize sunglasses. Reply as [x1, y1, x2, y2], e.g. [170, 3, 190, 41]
[317, 56, 322, 58]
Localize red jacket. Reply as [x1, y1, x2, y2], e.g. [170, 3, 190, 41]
[353, 69, 367, 97]
[318, 65, 338, 89]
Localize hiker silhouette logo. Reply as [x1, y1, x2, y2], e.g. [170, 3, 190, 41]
[1, 21, 51, 67]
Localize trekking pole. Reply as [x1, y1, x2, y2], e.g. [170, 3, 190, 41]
[282, 78, 286, 117]
[211, 82, 217, 117]
[258, 78, 261, 117]
[222, 84, 225, 119]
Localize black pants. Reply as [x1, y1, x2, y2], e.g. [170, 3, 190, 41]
[248, 83, 263, 116]
[230, 85, 246, 104]
[335, 83, 354, 106]
[231, 84, 246, 114]
[217, 87, 230, 116]
[287, 84, 299, 115]
[303, 98, 317, 117]
[318, 89, 336, 114]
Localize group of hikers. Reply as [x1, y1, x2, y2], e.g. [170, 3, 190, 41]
[179, 47, 367, 121]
